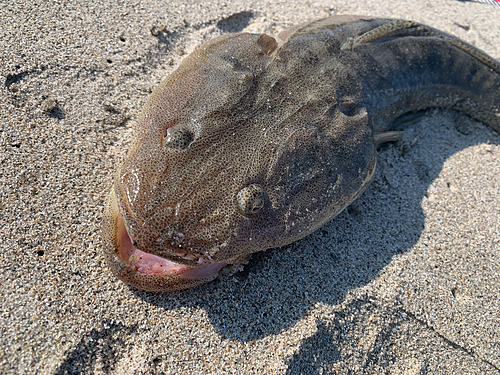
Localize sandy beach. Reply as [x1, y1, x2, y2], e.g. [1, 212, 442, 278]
[1, 0, 499, 373]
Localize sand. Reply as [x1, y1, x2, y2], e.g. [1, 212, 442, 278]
[1, 0, 499, 373]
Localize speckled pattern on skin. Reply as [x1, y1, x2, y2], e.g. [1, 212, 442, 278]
[102, 16, 499, 292]
[1, 0, 499, 374]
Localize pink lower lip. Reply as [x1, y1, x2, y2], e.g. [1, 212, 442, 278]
[115, 213, 227, 278]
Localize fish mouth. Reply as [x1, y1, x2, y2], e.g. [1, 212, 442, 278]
[102, 187, 228, 291]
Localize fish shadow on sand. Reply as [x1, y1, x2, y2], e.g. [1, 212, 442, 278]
[133, 110, 498, 345]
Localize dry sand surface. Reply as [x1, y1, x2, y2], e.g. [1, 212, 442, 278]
[1, 0, 499, 374]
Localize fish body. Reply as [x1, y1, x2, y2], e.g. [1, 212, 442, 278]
[102, 16, 500, 291]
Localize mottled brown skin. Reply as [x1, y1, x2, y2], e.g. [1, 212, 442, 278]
[102, 16, 500, 291]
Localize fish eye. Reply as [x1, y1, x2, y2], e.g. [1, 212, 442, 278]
[237, 184, 267, 217]
[163, 126, 192, 149]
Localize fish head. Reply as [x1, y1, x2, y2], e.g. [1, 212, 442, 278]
[102, 31, 376, 291]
